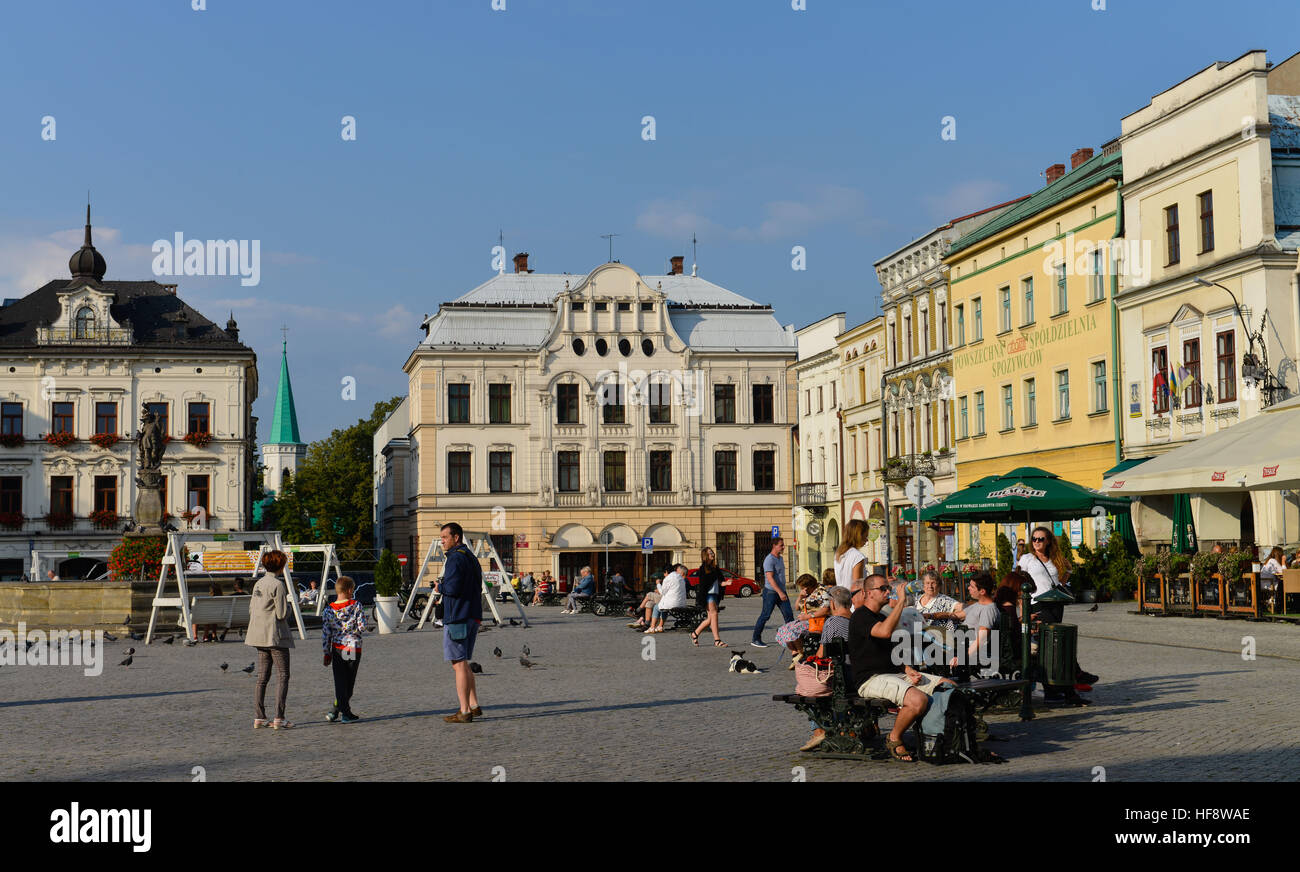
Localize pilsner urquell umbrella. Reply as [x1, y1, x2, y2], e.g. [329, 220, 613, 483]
[899, 475, 1003, 523]
[916, 466, 1130, 523]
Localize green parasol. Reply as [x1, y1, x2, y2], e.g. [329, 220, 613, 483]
[910, 466, 1130, 523]
[1172, 492, 1197, 554]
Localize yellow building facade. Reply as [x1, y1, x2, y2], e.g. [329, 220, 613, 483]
[947, 147, 1124, 558]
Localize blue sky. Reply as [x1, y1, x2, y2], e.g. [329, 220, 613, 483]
[1, 0, 1296, 442]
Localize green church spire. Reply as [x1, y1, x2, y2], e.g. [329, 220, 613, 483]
[267, 338, 304, 445]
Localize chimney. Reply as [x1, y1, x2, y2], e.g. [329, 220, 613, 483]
[1070, 147, 1094, 169]
[513, 252, 531, 274]
[669, 256, 684, 275]
[161, 284, 177, 295]
[1045, 163, 1066, 185]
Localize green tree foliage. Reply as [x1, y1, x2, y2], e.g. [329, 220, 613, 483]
[996, 532, 1014, 579]
[262, 397, 403, 557]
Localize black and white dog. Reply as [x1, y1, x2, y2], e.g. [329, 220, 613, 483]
[728, 650, 759, 674]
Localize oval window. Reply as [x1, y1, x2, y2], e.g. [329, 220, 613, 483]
[618, 338, 632, 356]
[595, 338, 609, 356]
[641, 338, 654, 356]
[572, 338, 586, 356]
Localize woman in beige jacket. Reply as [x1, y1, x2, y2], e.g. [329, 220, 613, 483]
[246, 550, 295, 729]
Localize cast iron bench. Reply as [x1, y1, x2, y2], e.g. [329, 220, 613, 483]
[773, 639, 1028, 759]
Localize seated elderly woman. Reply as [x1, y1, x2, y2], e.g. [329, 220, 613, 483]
[914, 570, 962, 649]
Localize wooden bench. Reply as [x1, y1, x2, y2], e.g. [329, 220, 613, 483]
[182, 595, 253, 637]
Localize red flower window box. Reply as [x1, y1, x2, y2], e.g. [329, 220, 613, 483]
[44, 432, 76, 448]
[90, 433, 120, 449]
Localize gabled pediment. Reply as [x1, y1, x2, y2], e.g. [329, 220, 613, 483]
[1171, 303, 1205, 325]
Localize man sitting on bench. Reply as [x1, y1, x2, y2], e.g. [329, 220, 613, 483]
[849, 573, 955, 763]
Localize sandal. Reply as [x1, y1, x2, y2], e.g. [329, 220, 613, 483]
[713, 639, 727, 647]
[886, 738, 915, 763]
[691, 631, 700, 646]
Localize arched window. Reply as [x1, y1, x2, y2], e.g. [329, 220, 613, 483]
[75, 306, 95, 339]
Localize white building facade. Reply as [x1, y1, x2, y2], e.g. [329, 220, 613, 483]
[402, 255, 797, 589]
[1116, 49, 1300, 549]
[0, 213, 257, 579]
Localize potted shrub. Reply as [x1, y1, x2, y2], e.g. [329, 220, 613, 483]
[1072, 543, 1099, 602]
[90, 432, 120, 449]
[374, 548, 402, 634]
[996, 532, 1014, 579]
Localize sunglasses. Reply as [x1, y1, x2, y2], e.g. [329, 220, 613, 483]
[1032, 537, 1047, 543]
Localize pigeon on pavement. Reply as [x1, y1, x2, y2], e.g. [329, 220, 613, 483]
[219, 662, 229, 672]
[162, 635, 175, 644]
[129, 632, 144, 641]
[123, 648, 135, 656]
[406, 623, 418, 632]
[240, 662, 255, 674]
[492, 647, 502, 658]
[519, 656, 535, 668]
[118, 655, 133, 667]
[1087, 604, 1098, 612]
[103, 633, 118, 642]
[469, 662, 483, 674]
[522, 644, 530, 657]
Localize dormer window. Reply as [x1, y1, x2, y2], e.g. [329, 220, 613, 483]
[640, 302, 653, 312]
[594, 302, 608, 312]
[75, 306, 95, 339]
[572, 302, 585, 312]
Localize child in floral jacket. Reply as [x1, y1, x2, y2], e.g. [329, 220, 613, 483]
[321, 576, 366, 722]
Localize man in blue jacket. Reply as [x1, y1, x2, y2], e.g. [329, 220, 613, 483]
[437, 522, 483, 723]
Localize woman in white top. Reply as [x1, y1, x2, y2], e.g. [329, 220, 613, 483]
[1261, 546, 1287, 612]
[1018, 526, 1097, 695]
[1016, 526, 1069, 603]
[833, 518, 870, 590]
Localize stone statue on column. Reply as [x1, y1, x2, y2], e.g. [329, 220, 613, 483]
[132, 406, 167, 534]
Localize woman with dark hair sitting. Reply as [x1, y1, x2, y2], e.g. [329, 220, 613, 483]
[247, 549, 295, 730]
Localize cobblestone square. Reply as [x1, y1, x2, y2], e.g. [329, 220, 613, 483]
[4, 599, 1297, 782]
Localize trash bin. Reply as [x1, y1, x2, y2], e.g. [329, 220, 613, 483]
[1039, 623, 1077, 688]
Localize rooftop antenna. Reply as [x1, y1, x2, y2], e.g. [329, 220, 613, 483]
[601, 233, 620, 263]
[498, 228, 505, 274]
[691, 232, 698, 276]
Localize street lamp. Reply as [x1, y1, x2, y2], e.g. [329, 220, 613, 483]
[1192, 276, 1278, 406]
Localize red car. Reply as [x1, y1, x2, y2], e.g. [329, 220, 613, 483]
[685, 567, 760, 598]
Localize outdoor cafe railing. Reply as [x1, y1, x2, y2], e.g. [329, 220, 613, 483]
[1141, 572, 1262, 618]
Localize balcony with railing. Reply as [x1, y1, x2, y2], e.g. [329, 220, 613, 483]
[883, 453, 941, 482]
[36, 326, 134, 345]
[794, 482, 827, 506]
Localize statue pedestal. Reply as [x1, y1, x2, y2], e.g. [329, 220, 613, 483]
[134, 471, 164, 533]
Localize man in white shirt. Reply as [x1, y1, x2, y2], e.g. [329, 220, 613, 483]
[645, 564, 688, 633]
